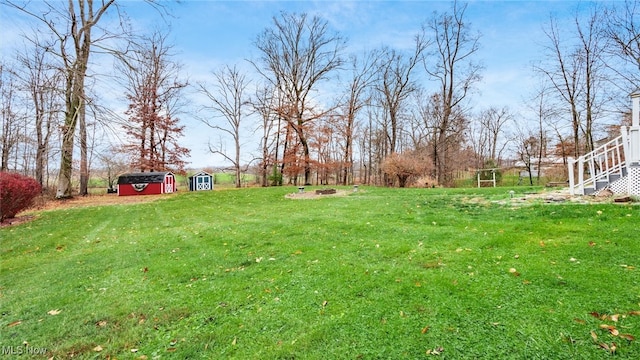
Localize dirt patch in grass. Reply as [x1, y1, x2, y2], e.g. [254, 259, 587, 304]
[0, 215, 37, 227]
[31, 193, 169, 211]
[457, 189, 634, 207]
[285, 189, 351, 199]
[504, 189, 632, 205]
[1, 193, 169, 227]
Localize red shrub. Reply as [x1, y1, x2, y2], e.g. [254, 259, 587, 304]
[0, 172, 42, 221]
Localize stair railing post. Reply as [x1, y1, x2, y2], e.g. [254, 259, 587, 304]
[589, 154, 596, 193]
[621, 127, 630, 166]
[578, 157, 585, 195]
[629, 92, 640, 196]
[568, 158, 576, 195]
[615, 136, 623, 176]
[630, 92, 640, 165]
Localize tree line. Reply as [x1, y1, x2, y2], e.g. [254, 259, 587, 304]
[1, 1, 638, 196]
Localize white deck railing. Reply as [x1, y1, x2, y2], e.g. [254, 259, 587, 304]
[568, 131, 627, 195]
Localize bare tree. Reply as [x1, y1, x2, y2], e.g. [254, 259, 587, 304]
[422, 1, 482, 185]
[536, 5, 610, 158]
[376, 37, 427, 156]
[527, 80, 561, 183]
[0, 63, 21, 172]
[465, 114, 489, 170]
[15, 39, 63, 188]
[537, 16, 581, 159]
[606, 0, 640, 74]
[337, 51, 379, 185]
[575, 6, 609, 153]
[479, 106, 512, 164]
[4, 0, 119, 198]
[253, 84, 282, 187]
[96, 146, 128, 191]
[603, 0, 640, 104]
[515, 128, 542, 186]
[252, 12, 345, 185]
[198, 65, 250, 188]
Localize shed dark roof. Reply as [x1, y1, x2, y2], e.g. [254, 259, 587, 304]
[118, 172, 172, 184]
[188, 171, 212, 179]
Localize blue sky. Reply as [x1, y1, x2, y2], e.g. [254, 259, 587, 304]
[0, 1, 611, 169]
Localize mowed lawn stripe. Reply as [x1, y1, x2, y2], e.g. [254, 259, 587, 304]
[1, 186, 638, 359]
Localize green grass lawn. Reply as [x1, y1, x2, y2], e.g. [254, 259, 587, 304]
[1, 186, 638, 359]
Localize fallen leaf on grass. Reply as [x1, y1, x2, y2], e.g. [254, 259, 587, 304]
[573, 318, 586, 325]
[599, 324, 620, 336]
[232, 337, 237, 346]
[47, 309, 61, 315]
[421, 326, 430, 334]
[93, 345, 103, 352]
[619, 333, 635, 341]
[96, 320, 107, 327]
[628, 310, 640, 316]
[7, 320, 21, 327]
[589, 312, 606, 320]
[598, 342, 617, 354]
[426, 346, 444, 355]
[591, 331, 598, 341]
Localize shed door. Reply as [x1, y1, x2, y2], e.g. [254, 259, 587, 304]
[197, 175, 211, 190]
[165, 175, 174, 193]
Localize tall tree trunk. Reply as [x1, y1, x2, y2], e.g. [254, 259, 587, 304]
[34, 88, 45, 188]
[299, 131, 312, 185]
[235, 134, 241, 188]
[56, 86, 81, 198]
[79, 96, 88, 196]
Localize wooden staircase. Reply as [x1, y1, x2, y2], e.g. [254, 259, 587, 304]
[569, 92, 640, 196]
[568, 134, 628, 195]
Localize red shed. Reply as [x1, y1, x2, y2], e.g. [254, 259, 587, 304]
[117, 172, 176, 196]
